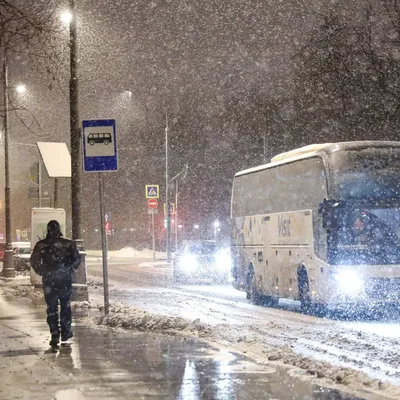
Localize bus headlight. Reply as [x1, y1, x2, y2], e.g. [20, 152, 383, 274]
[180, 254, 198, 271]
[334, 271, 364, 294]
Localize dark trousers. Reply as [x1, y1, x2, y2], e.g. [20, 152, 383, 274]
[43, 285, 72, 337]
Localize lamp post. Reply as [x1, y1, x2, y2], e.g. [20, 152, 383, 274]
[2, 58, 15, 278]
[165, 112, 171, 263]
[169, 164, 188, 251]
[66, 1, 88, 300]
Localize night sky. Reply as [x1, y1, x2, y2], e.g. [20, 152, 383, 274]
[0, 0, 385, 248]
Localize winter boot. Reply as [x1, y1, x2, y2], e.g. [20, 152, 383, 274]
[61, 330, 73, 342]
[49, 333, 60, 347]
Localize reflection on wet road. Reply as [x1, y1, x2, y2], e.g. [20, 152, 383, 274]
[72, 328, 363, 400]
[0, 295, 365, 400]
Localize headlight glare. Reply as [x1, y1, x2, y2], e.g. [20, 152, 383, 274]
[334, 270, 363, 294]
[180, 254, 198, 271]
[215, 252, 231, 270]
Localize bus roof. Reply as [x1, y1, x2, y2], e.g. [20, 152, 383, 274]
[235, 141, 400, 177]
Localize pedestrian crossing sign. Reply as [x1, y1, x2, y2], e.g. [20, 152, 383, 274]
[145, 185, 159, 199]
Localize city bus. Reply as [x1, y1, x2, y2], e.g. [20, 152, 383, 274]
[231, 141, 400, 313]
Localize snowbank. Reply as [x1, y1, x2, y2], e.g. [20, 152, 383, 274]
[100, 303, 212, 337]
[86, 247, 167, 259]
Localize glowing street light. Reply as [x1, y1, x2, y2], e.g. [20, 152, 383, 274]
[60, 11, 73, 24]
[124, 89, 133, 98]
[213, 220, 220, 241]
[15, 84, 26, 94]
[194, 224, 200, 229]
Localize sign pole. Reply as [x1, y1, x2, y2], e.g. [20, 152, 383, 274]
[38, 160, 42, 208]
[175, 180, 178, 251]
[165, 112, 171, 263]
[54, 178, 59, 208]
[151, 210, 156, 261]
[99, 173, 109, 315]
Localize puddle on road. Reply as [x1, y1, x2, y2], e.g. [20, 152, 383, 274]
[59, 327, 365, 400]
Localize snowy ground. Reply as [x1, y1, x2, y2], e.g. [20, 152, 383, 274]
[86, 247, 167, 260]
[86, 260, 400, 399]
[3, 258, 400, 399]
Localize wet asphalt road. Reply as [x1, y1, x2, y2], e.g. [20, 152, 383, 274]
[0, 294, 365, 400]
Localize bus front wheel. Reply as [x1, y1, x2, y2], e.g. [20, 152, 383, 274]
[297, 267, 326, 316]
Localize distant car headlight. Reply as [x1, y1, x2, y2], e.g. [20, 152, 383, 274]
[333, 270, 363, 294]
[215, 250, 231, 271]
[179, 254, 198, 271]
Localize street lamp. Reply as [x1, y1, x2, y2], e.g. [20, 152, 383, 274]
[60, 11, 73, 24]
[64, 2, 88, 300]
[124, 90, 133, 98]
[0, 76, 28, 278]
[1, 60, 15, 277]
[213, 220, 220, 241]
[15, 84, 26, 94]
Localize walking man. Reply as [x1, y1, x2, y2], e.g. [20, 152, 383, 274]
[30, 220, 81, 347]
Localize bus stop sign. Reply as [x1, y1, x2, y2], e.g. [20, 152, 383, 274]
[82, 119, 118, 172]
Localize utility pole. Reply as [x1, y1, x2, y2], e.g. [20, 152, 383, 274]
[170, 164, 188, 252]
[69, 0, 88, 300]
[175, 179, 178, 251]
[263, 132, 267, 163]
[165, 112, 171, 263]
[2, 56, 15, 278]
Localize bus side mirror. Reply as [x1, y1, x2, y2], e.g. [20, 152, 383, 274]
[319, 202, 329, 229]
[319, 199, 340, 230]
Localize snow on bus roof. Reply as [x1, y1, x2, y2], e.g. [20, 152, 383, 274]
[234, 141, 400, 177]
[271, 143, 334, 163]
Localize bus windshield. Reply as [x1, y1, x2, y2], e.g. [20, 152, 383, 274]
[330, 148, 400, 200]
[329, 206, 400, 265]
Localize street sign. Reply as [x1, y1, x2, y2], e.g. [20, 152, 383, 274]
[105, 221, 112, 235]
[37, 142, 71, 177]
[82, 119, 118, 172]
[104, 213, 112, 235]
[148, 209, 159, 215]
[147, 199, 158, 209]
[164, 203, 175, 215]
[145, 185, 159, 199]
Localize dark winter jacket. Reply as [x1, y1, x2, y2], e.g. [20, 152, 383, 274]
[30, 235, 81, 287]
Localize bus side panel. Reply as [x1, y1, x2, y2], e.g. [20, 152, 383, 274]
[261, 216, 275, 296]
[231, 215, 264, 291]
[266, 210, 314, 299]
